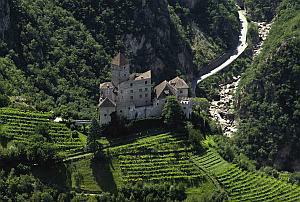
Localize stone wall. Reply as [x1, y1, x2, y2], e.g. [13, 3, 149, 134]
[118, 78, 152, 107]
[99, 106, 116, 125]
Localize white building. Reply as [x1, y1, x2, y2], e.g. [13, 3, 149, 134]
[98, 53, 195, 126]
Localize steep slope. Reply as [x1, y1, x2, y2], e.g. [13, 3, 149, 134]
[236, 0, 300, 170]
[0, 0, 239, 118]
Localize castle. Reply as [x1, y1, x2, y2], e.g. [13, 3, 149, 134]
[98, 53, 194, 126]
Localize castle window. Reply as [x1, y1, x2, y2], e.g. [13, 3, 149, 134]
[145, 88, 148, 91]
[139, 89, 142, 92]
[145, 93, 148, 97]
[145, 81, 148, 84]
[104, 114, 107, 117]
[130, 83, 133, 87]
[139, 94, 142, 98]
[130, 96, 133, 100]
[121, 90, 123, 93]
[120, 110, 123, 113]
[180, 90, 183, 93]
[130, 90, 133, 93]
[124, 74, 126, 77]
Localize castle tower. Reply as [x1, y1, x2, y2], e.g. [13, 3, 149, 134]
[111, 52, 130, 86]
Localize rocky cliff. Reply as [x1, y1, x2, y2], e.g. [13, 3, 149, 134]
[124, 0, 195, 82]
[0, 0, 9, 38]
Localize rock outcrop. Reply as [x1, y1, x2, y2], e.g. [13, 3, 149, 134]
[0, 0, 9, 38]
[124, 0, 195, 82]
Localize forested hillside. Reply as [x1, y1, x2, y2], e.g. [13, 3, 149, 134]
[243, 0, 282, 21]
[0, 0, 239, 118]
[236, 0, 300, 171]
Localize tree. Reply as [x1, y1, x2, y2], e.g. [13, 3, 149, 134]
[87, 118, 101, 152]
[0, 94, 10, 107]
[35, 123, 50, 141]
[73, 171, 84, 191]
[162, 96, 186, 131]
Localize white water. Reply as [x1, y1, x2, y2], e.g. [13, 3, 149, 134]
[197, 10, 248, 83]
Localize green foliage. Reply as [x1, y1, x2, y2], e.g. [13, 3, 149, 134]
[236, 0, 300, 169]
[192, 149, 300, 201]
[87, 118, 101, 152]
[73, 171, 84, 191]
[244, 0, 281, 21]
[0, 94, 10, 107]
[162, 96, 186, 131]
[0, 108, 86, 158]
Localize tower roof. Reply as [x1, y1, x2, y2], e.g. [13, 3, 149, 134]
[169, 76, 189, 89]
[111, 52, 128, 67]
[99, 97, 116, 108]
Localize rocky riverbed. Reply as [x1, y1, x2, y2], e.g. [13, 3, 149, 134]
[209, 21, 273, 137]
[253, 21, 273, 57]
[209, 76, 241, 137]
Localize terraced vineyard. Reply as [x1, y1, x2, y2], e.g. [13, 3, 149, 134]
[0, 108, 86, 156]
[192, 150, 300, 202]
[108, 133, 204, 184]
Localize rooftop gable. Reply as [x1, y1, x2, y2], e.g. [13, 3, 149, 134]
[99, 97, 116, 108]
[154, 80, 177, 99]
[135, 70, 151, 80]
[169, 76, 189, 89]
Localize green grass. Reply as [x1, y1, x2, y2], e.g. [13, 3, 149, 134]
[70, 155, 119, 193]
[186, 180, 217, 202]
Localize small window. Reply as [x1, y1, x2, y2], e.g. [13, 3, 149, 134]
[139, 89, 142, 92]
[104, 114, 107, 117]
[120, 110, 123, 113]
[130, 90, 133, 93]
[145, 93, 148, 97]
[128, 107, 130, 110]
[130, 83, 133, 87]
[145, 88, 148, 91]
[183, 107, 186, 110]
[121, 90, 123, 93]
[145, 81, 148, 84]
[130, 96, 134, 100]
[124, 74, 126, 77]
[139, 94, 142, 98]
[180, 90, 183, 93]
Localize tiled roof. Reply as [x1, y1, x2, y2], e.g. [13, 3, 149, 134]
[99, 97, 116, 108]
[111, 52, 128, 66]
[100, 82, 114, 89]
[154, 80, 177, 99]
[135, 70, 151, 80]
[169, 76, 189, 89]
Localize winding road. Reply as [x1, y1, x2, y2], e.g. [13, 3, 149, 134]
[192, 10, 248, 89]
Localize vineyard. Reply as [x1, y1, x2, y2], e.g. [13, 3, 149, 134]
[0, 108, 86, 157]
[192, 150, 300, 202]
[107, 133, 205, 184]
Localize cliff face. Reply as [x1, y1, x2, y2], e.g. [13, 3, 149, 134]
[0, 0, 9, 38]
[124, 0, 195, 82]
